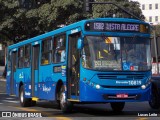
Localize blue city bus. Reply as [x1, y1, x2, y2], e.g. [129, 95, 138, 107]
[6, 18, 153, 112]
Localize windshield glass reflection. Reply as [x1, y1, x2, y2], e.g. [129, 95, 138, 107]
[82, 36, 151, 71]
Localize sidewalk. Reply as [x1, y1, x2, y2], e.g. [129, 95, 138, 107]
[0, 78, 6, 93]
[0, 66, 5, 81]
[0, 76, 6, 81]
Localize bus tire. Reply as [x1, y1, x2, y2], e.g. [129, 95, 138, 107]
[149, 86, 160, 109]
[110, 102, 125, 112]
[60, 86, 73, 113]
[30, 100, 36, 107]
[19, 85, 31, 107]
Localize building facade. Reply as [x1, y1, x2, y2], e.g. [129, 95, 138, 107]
[131, 0, 160, 25]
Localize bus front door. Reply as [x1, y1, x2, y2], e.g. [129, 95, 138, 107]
[10, 51, 17, 95]
[68, 32, 81, 100]
[31, 44, 40, 97]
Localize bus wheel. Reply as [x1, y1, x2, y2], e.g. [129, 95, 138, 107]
[60, 86, 73, 113]
[110, 102, 125, 112]
[19, 85, 31, 107]
[30, 100, 36, 106]
[149, 87, 160, 109]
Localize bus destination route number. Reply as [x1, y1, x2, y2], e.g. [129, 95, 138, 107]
[86, 22, 141, 32]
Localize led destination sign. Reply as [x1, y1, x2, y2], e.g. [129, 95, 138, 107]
[85, 22, 148, 32]
[95, 23, 139, 31]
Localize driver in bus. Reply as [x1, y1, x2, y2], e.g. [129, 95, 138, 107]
[54, 38, 66, 62]
[58, 47, 65, 62]
[98, 43, 115, 60]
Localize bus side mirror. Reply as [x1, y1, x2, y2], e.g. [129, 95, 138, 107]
[77, 38, 83, 50]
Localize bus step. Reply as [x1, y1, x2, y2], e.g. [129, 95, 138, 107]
[32, 97, 39, 101]
[67, 99, 80, 102]
[10, 94, 16, 96]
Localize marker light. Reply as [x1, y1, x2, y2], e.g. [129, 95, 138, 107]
[140, 24, 149, 33]
[90, 82, 93, 87]
[141, 77, 151, 90]
[95, 84, 100, 89]
[141, 85, 146, 89]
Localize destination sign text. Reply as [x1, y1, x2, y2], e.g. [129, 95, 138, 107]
[86, 22, 141, 32]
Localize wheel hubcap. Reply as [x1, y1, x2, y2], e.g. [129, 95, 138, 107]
[60, 92, 66, 108]
[20, 91, 24, 103]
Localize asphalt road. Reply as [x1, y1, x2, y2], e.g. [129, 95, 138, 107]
[0, 93, 160, 120]
[0, 80, 160, 120]
[0, 79, 6, 93]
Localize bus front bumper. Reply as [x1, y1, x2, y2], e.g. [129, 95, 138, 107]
[80, 82, 151, 103]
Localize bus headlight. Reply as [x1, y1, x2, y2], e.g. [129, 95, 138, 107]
[141, 77, 151, 89]
[141, 85, 146, 89]
[95, 84, 101, 89]
[85, 80, 101, 89]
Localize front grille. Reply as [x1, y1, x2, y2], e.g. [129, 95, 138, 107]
[101, 85, 140, 89]
[97, 73, 145, 80]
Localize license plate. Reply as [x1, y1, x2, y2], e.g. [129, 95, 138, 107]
[116, 94, 128, 98]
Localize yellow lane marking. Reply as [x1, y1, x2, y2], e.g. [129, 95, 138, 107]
[14, 107, 39, 112]
[67, 99, 80, 102]
[0, 93, 7, 94]
[136, 118, 148, 120]
[10, 95, 16, 96]
[32, 97, 39, 101]
[55, 117, 72, 120]
[14, 106, 72, 120]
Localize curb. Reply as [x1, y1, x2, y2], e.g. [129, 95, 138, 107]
[0, 79, 6, 82]
[0, 93, 6, 94]
[0, 77, 6, 81]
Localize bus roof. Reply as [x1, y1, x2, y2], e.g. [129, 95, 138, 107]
[8, 18, 149, 50]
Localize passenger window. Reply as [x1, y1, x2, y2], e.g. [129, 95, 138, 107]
[7, 51, 11, 70]
[24, 45, 31, 67]
[18, 47, 24, 68]
[41, 37, 52, 65]
[53, 34, 66, 63]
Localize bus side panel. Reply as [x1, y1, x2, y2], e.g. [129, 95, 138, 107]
[24, 68, 32, 98]
[6, 73, 11, 94]
[38, 81, 56, 100]
[11, 70, 17, 95]
[39, 65, 56, 100]
[16, 68, 32, 98]
[34, 70, 39, 97]
[14, 69, 24, 96]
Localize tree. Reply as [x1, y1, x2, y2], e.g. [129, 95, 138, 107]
[154, 25, 160, 37]
[0, 0, 86, 44]
[0, 0, 25, 44]
[25, 0, 86, 32]
[92, 0, 145, 20]
[0, 0, 145, 45]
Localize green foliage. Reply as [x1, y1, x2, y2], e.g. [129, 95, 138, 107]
[92, 0, 145, 20]
[0, 0, 145, 45]
[0, 0, 21, 44]
[154, 25, 160, 37]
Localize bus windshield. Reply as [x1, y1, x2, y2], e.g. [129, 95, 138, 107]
[82, 36, 151, 71]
